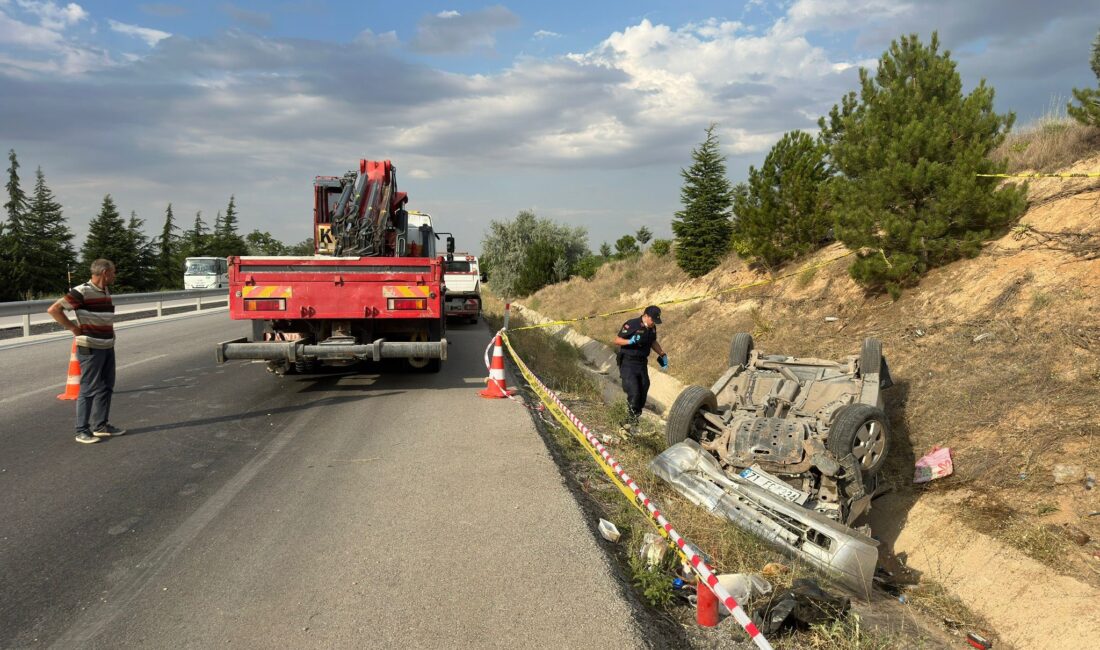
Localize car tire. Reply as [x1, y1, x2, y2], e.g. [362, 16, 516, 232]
[666, 385, 718, 448]
[859, 338, 882, 376]
[728, 332, 754, 368]
[827, 403, 890, 476]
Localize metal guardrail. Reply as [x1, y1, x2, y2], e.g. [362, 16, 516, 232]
[0, 288, 227, 337]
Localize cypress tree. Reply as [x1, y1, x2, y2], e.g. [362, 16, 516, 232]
[82, 195, 130, 284]
[820, 33, 1026, 297]
[22, 167, 76, 296]
[731, 130, 832, 268]
[672, 124, 734, 277]
[157, 204, 182, 289]
[1068, 29, 1100, 126]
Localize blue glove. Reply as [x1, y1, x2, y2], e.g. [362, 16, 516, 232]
[628, 333, 642, 345]
[658, 354, 669, 370]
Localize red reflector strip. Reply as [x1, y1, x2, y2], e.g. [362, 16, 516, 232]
[388, 298, 427, 310]
[244, 298, 286, 311]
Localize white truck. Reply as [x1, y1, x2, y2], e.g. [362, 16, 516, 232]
[443, 253, 481, 323]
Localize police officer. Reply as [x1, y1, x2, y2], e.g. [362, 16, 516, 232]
[613, 305, 668, 427]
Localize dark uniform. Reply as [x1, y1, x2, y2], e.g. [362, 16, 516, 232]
[616, 316, 657, 422]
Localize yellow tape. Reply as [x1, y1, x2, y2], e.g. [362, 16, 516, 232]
[977, 172, 1100, 178]
[501, 332, 687, 562]
[510, 251, 855, 332]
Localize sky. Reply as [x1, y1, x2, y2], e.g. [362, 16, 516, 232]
[1, 1, 1096, 255]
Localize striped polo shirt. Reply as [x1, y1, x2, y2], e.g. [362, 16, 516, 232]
[64, 281, 116, 349]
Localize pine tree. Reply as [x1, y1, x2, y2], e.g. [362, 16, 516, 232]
[211, 195, 246, 257]
[183, 211, 210, 257]
[157, 204, 182, 289]
[2, 149, 29, 299]
[634, 226, 653, 245]
[615, 234, 639, 257]
[731, 131, 832, 268]
[1068, 29, 1100, 126]
[82, 195, 131, 285]
[599, 242, 612, 258]
[819, 33, 1026, 297]
[123, 211, 157, 292]
[21, 167, 76, 296]
[672, 124, 734, 277]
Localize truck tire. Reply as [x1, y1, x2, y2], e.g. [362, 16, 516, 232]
[859, 338, 882, 376]
[826, 403, 890, 476]
[728, 332, 754, 368]
[665, 385, 718, 448]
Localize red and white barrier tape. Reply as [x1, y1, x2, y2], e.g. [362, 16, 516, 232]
[497, 331, 773, 649]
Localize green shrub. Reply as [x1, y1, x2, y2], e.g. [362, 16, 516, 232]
[650, 239, 672, 257]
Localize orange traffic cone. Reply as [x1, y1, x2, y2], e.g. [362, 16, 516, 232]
[479, 333, 516, 399]
[57, 340, 81, 400]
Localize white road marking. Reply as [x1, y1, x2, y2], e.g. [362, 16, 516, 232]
[0, 354, 169, 405]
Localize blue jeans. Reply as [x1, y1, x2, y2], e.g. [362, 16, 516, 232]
[75, 347, 115, 434]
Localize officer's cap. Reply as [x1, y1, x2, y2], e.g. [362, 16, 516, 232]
[643, 305, 662, 324]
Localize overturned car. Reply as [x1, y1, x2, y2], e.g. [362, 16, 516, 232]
[650, 333, 893, 598]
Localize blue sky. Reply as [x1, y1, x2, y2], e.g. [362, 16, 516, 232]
[1, 1, 1096, 254]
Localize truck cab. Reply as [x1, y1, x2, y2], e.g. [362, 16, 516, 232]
[443, 253, 481, 323]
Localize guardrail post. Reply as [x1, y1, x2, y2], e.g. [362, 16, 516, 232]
[195, 296, 202, 311]
[22, 314, 30, 338]
[156, 300, 163, 317]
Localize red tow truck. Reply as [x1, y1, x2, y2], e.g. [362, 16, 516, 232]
[215, 159, 450, 373]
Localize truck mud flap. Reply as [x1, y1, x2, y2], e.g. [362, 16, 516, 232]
[217, 338, 448, 363]
[650, 440, 879, 599]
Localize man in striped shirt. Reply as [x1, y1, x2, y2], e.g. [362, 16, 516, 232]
[47, 258, 127, 444]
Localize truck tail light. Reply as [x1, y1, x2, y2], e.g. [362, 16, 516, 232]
[244, 298, 286, 311]
[465, 299, 479, 309]
[388, 298, 427, 310]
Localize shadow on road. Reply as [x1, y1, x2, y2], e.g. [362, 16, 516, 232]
[124, 392, 403, 436]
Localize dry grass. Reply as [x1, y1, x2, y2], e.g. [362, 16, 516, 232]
[993, 105, 1100, 173]
[483, 291, 930, 649]
[904, 581, 991, 637]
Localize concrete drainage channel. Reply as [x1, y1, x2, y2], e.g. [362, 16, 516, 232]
[507, 303, 1100, 650]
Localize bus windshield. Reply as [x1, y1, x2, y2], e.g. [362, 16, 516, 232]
[185, 259, 218, 275]
[444, 261, 472, 273]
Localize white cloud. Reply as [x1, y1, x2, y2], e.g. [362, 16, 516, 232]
[109, 19, 170, 47]
[0, 1, 1095, 250]
[14, 0, 87, 30]
[436, 10, 459, 18]
[533, 29, 560, 39]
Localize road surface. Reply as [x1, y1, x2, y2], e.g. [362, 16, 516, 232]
[0, 311, 657, 648]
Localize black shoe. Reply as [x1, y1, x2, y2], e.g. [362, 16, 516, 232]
[93, 424, 126, 437]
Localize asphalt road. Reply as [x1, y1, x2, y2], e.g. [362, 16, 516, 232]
[0, 312, 649, 648]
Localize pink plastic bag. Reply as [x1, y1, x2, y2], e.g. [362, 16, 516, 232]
[914, 446, 953, 483]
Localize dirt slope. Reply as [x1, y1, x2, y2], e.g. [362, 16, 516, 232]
[527, 154, 1100, 648]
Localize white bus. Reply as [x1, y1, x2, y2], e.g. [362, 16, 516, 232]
[183, 257, 229, 289]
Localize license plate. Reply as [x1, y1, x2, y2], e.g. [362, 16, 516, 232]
[739, 466, 809, 504]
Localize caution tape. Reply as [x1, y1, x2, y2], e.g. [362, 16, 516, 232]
[509, 251, 854, 332]
[497, 330, 774, 649]
[977, 172, 1100, 178]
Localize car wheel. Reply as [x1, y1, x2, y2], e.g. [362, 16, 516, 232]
[728, 332, 753, 368]
[666, 385, 718, 448]
[827, 403, 890, 475]
[859, 338, 882, 376]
